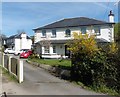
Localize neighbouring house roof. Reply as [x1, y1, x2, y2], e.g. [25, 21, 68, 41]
[33, 17, 114, 30]
[6, 32, 31, 40]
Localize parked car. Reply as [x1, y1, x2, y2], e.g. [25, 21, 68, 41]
[27, 50, 32, 55]
[4, 48, 15, 54]
[14, 49, 29, 55]
[20, 50, 32, 58]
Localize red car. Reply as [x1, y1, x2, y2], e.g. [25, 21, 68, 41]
[20, 50, 32, 58]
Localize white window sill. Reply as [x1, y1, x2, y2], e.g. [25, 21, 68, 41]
[65, 35, 71, 37]
[51, 36, 56, 38]
[41, 36, 46, 38]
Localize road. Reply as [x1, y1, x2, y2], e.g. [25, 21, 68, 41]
[1, 53, 104, 95]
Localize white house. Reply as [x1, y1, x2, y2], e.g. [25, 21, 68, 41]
[5, 32, 32, 51]
[33, 11, 115, 59]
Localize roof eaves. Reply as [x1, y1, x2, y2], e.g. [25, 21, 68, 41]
[33, 23, 114, 31]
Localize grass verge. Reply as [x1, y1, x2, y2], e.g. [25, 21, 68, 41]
[0, 65, 18, 82]
[75, 81, 119, 96]
[28, 58, 71, 68]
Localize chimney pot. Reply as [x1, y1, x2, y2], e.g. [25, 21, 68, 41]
[108, 10, 114, 23]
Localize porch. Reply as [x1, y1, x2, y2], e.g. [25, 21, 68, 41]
[34, 39, 71, 59]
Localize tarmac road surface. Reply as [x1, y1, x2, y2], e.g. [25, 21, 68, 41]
[2, 54, 104, 95]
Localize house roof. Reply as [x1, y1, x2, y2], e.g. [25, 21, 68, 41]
[35, 38, 109, 45]
[6, 32, 31, 40]
[33, 17, 114, 30]
[35, 39, 69, 45]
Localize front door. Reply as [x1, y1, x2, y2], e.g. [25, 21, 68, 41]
[65, 45, 70, 58]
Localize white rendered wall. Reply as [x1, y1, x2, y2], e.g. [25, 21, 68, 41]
[42, 44, 65, 55]
[34, 26, 114, 42]
[26, 39, 32, 49]
[35, 27, 82, 42]
[96, 26, 114, 42]
[21, 34, 27, 49]
[109, 16, 114, 23]
[35, 31, 41, 43]
[14, 35, 32, 51]
[15, 39, 21, 51]
[35, 25, 114, 58]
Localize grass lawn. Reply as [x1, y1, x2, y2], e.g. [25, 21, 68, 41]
[28, 58, 71, 68]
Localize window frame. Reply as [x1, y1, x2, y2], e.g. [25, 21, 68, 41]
[41, 29, 46, 37]
[65, 29, 71, 37]
[81, 27, 86, 34]
[94, 26, 101, 36]
[44, 46, 49, 54]
[53, 45, 56, 53]
[51, 29, 56, 38]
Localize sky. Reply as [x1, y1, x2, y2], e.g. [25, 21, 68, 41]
[1, 0, 120, 2]
[1, 1, 119, 37]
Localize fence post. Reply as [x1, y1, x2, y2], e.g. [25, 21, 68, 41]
[18, 60, 23, 83]
[8, 56, 12, 73]
[2, 53, 4, 67]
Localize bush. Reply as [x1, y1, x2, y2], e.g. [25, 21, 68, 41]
[68, 32, 119, 94]
[29, 53, 40, 59]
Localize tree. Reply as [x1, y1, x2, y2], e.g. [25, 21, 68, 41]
[67, 32, 100, 84]
[0, 33, 7, 45]
[0, 33, 7, 51]
[114, 23, 120, 42]
[67, 32, 99, 56]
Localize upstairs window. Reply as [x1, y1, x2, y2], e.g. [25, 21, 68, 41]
[65, 29, 71, 37]
[94, 27, 100, 36]
[51, 29, 56, 38]
[42, 29, 46, 37]
[81, 27, 86, 34]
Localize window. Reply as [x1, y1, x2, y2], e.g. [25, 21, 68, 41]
[65, 29, 71, 37]
[51, 29, 56, 37]
[44, 46, 49, 53]
[94, 27, 100, 35]
[42, 29, 46, 37]
[81, 27, 86, 34]
[53, 46, 56, 53]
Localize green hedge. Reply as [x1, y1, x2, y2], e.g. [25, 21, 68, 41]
[71, 47, 120, 94]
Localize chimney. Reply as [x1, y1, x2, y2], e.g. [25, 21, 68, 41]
[108, 10, 114, 23]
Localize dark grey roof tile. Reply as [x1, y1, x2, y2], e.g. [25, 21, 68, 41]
[33, 17, 114, 30]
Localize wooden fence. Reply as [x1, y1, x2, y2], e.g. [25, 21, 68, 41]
[2, 54, 23, 83]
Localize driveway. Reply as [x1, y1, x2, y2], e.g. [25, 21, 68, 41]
[2, 54, 104, 95]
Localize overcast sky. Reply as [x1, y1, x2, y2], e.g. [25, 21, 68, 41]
[1, 2, 119, 37]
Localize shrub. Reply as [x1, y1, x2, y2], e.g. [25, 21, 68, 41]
[68, 32, 119, 94]
[29, 53, 40, 59]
